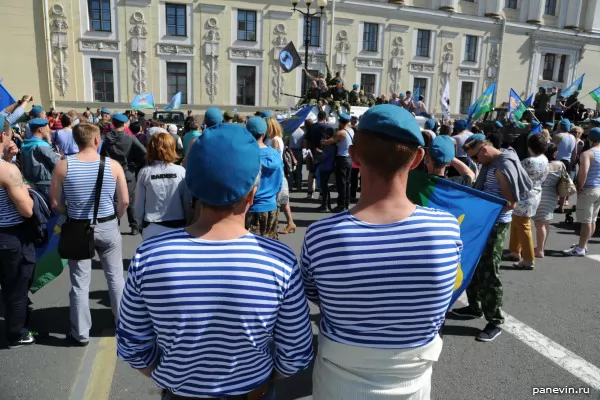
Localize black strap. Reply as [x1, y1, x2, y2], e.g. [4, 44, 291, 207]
[92, 156, 105, 225]
[343, 128, 354, 144]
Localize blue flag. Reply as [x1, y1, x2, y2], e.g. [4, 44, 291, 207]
[524, 93, 534, 107]
[412, 86, 420, 100]
[530, 122, 543, 135]
[467, 82, 496, 122]
[407, 170, 505, 305]
[165, 92, 182, 111]
[280, 106, 313, 137]
[130, 93, 155, 111]
[508, 89, 527, 122]
[561, 74, 584, 98]
[0, 81, 16, 111]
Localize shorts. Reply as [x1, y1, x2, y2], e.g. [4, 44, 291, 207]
[576, 187, 600, 223]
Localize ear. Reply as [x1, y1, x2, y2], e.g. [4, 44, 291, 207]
[408, 147, 425, 171]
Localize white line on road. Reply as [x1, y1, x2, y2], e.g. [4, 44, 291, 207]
[456, 294, 600, 390]
[585, 254, 600, 263]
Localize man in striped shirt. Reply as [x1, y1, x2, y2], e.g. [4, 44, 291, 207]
[116, 123, 314, 399]
[301, 105, 462, 399]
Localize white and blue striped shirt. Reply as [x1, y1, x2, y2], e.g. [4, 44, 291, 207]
[301, 207, 462, 349]
[484, 168, 512, 223]
[116, 229, 314, 397]
[63, 156, 116, 219]
[0, 161, 24, 227]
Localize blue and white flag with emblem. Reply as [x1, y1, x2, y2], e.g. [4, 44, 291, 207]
[278, 42, 302, 73]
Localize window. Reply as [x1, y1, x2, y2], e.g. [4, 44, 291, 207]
[416, 30, 431, 57]
[237, 10, 257, 41]
[302, 69, 319, 94]
[88, 0, 111, 32]
[413, 78, 427, 100]
[505, 0, 517, 8]
[463, 0, 474, 2]
[91, 59, 114, 102]
[360, 74, 376, 96]
[464, 35, 478, 62]
[166, 3, 186, 36]
[362, 23, 379, 52]
[166, 63, 188, 104]
[459, 82, 474, 115]
[237, 66, 256, 105]
[543, 54, 555, 81]
[303, 17, 320, 47]
[558, 55, 567, 83]
[544, 0, 557, 15]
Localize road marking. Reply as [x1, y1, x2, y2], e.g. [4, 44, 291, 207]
[456, 294, 600, 390]
[585, 254, 600, 263]
[84, 332, 118, 400]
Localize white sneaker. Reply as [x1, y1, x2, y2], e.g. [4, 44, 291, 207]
[569, 243, 589, 252]
[563, 246, 586, 256]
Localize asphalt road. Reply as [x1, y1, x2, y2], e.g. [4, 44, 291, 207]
[1, 186, 599, 400]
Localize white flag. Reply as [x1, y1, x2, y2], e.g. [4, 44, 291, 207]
[441, 80, 450, 120]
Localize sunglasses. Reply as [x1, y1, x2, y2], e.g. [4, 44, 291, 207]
[469, 145, 484, 161]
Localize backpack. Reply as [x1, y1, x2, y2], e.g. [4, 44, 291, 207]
[283, 147, 297, 177]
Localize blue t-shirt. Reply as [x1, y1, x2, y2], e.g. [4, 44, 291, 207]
[52, 129, 79, 155]
[183, 130, 201, 154]
[249, 146, 283, 213]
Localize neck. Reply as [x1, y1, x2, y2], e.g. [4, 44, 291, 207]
[115, 127, 125, 132]
[431, 166, 446, 176]
[351, 168, 416, 224]
[187, 208, 248, 240]
[79, 147, 99, 155]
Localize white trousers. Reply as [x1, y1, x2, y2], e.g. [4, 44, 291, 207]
[141, 223, 180, 241]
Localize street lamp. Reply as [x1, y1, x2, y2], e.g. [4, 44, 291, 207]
[291, 0, 327, 94]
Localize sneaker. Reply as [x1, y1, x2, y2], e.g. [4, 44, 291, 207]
[8, 332, 36, 349]
[568, 243, 588, 252]
[66, 332, 89, 347]
[563, 246, 586, 256]
[476, 323, 502, 342]
[130, 228, 140, 236]
[316, 206, 329, 213]
[306, 193, 313, 200]
[331, 206, 346, 214]
[448, 306, 484, 319]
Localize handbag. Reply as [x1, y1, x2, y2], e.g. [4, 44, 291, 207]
[58, 156, 105, 260]
[557, 163, 576, 198]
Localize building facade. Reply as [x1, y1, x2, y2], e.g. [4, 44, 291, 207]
[2, 0, 600, 115]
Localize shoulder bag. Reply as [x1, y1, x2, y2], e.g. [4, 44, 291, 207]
[557, 163, 577, 198]
[58, 156, 105, 260]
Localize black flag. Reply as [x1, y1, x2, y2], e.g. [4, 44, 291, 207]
[279, 42, 302, 73]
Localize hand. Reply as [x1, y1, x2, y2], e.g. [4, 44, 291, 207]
[3, 142, 18, 161]
[21, 95, 33, 102]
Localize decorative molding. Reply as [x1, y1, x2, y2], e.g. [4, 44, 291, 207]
[130, 11, 148, 94]
[229, 48, 264, 60]
[198, 4, 226, 14]
[458, 67, 481, 77]
[123, 0, 151, 6]
[356, 58, 384, 68]
[409, 62, 435, 73]
[50, 4, 69, 97]
[307, 53, 327, 64]
[440, 42, 454, 100]
[203, 17, 220, 103]
[388, 24, 409, 33]
[389, 36, 404, 94]
[486, 41, 499, 85]
[157, 43, 194, 56]
[271, 24, 288, 104]
[439, 30, 460, 39]
[265, 10, 293, 20]
[335, 30, 350, 79]
[79, 39, 120, 52]
[335, 17, 355, 26]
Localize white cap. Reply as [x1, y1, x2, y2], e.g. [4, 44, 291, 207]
[167, 124, 178, 134]
[147, 127, 168, 136]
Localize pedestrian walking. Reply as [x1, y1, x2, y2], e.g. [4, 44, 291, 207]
[116, 122, 313, 399]
[50, 123, 129, 346]
[321, 113, 353, 212]
[289, 126, 305, 192]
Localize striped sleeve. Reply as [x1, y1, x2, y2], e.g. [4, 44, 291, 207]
[272, 261, 314, 376]
[300, 237, 320, 304]
[1, 106, 25, 125]
[116, 256, 159, 370]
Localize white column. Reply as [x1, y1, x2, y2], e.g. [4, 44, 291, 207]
[439, 0, 458, 12]
[564, 0, 583, 28]
[584, 0, 600, 32]
[526, 0, 544, 24]
[485, 0, 503, 18]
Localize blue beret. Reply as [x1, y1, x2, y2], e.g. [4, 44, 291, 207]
[205, 107, 223, 127]
[539, 87, 547, 93]
[454, 119, 468, 132]
[259, 110, 272, 119]
[30, 105, 44, 117]
[429, 135, 455, 164]
[358, 104, 424, 146]
[590, 127, 600, 142]
[399, 93, 406, 98]
[185, 124, 261, 206]
[591, 118, 600, 126]
[29, 118, 49, 132]
[101, 107, 111, 115]
[0, 114, 5, 130]
[560, 119, 571, 130]
[353, 84, 359, 89]
[339, 113, 351, 121]
[425, 119, 436, 130]
[112, 113, 128, 123]
[246, 117, 267, 137]
[463, 133, 487, 151]
[495, 121, 503, 129]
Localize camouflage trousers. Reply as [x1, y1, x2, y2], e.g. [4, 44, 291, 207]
[466, 222, 510, 325]
[332, 101, 351, 115]
[245, 210, 280, 240]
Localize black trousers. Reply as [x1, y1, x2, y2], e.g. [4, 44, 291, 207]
[350, 167, 360, 200]
[291, 149, 304, 192]
[0, 224, 35, 342]
[320, 169, 334, 209]
[335, 156, 352, 209]
[126, 178, 138, 230]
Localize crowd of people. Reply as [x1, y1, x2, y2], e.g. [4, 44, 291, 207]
[0, 91, 598, 399]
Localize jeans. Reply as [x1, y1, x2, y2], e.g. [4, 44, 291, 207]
[335, 156, 352, 209]
[0, 224, 36, 342]
[68, 219, 124, 341]
[350, 168, 360, 200]
[291, 149, 303, 192]
[320, 169, 334, 209]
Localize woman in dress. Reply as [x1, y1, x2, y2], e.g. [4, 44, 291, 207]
[507, 134, 549, 269]
[533, 143, 563, 258]
[265, 117, 297, 234]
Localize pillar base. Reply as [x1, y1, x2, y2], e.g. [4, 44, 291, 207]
[565, 25, 580, 30]
[485, 13, 502, 19]
[526, 19, 542, 24]
[388, 0, 405, 3]
[440, 6, 455, 12]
